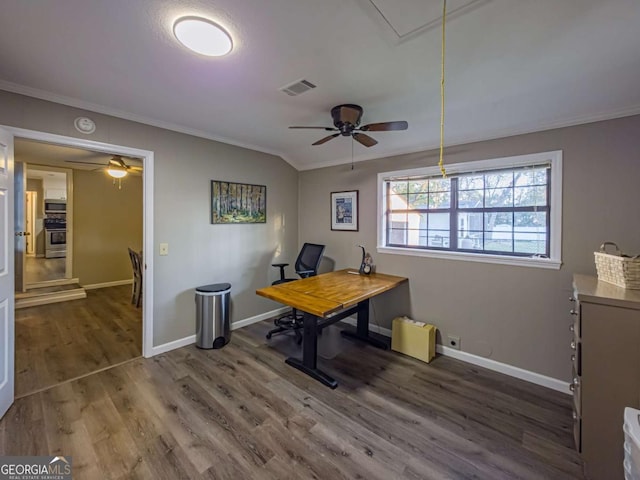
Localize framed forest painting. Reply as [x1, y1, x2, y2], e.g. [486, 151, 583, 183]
[211, 180, 266, 224]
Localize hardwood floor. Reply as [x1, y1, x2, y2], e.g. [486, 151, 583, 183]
[1, 319, 583, 479]
[25, 256, 66, 283]
[15, 285, 142, 397]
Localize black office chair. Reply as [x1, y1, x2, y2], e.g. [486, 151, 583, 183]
[266, 243, 325, 343]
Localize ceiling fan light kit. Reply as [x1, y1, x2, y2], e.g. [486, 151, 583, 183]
[107, 166, 127, 178]
[290, 104, 408, 148]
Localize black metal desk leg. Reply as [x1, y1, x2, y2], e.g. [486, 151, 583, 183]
[285, 312, 338, 389]
[340, 299, 390, 350]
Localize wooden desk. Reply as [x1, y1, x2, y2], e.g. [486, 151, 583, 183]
[256, 269, 408, 388]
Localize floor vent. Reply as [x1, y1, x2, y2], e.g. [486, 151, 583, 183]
[279, 79, 316, 96]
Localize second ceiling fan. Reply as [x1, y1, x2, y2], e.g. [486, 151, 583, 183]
[290, 104, 408, 147]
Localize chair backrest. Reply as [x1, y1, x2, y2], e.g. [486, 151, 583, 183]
[295, 243, 325, 278]
[128, 248, 143, 280]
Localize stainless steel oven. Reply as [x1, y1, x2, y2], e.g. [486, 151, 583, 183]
[44, 218, 66, 258]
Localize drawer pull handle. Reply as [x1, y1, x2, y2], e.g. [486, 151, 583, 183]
[569, 324, 575, 332]
[570, 341, 577, 350]
[572, 411, 577, 420]
[570, 309, 578, 315]
[569, 297, 576, 303]
[570, 384, 575, 392]
[571, 354, 576, 362]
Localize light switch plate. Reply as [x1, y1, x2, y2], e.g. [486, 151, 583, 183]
[159, 243, 169, 256]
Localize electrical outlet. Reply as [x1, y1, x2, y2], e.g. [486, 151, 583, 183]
[159, 243, 169, 256]
[447, 335, 461, 350]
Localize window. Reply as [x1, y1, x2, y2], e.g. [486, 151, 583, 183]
[378, 151, 562, 269]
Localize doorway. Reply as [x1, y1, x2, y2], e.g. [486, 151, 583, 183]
[5, 126, 154, 391]
[24, 166, 71, 284]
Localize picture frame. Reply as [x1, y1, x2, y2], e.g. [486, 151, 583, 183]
[331, 190, 358, 231]
[211, 180, 266, 224]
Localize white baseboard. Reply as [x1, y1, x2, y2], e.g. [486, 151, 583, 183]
[230, 306, 290, 330]
[341, 317, 570, 395]
[83, 279, 134, 290]
[151, 334, 197, 356]
[150, 306, 290, 356]
[434, 345, 571, 395]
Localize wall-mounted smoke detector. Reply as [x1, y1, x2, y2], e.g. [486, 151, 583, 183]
[279, 79, 317, 96]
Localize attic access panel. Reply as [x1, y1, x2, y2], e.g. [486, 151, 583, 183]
[367, 0, 490, 41]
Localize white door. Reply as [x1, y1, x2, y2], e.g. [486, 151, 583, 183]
[14, 161, 25, 292]
[25, 191, 36, 255]
[0, 127, 15, 418]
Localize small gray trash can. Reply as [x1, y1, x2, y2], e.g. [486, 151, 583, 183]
[195, 283, 231, 349]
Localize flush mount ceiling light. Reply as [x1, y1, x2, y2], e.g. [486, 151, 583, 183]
[173, 16, 233, 57]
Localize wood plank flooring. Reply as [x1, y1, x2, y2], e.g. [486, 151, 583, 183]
[1, 319, 583, 479]
[25, 256, 66, 283]
[15, 285, 142, 397]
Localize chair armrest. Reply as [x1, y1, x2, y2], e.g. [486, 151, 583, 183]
[297, 269, 315, 277]
[272, 263, 289, 282]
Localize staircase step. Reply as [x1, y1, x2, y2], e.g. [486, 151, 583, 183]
[16, 284, 87, 309]
[25, 277, 81, 290]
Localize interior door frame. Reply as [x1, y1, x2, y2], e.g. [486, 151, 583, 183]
[25, 190, 36, 255]
[26, 164, 74, 279]
[2, 125, 155, 358]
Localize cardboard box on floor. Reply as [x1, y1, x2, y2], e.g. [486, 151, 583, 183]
[391, 316, 436, 363]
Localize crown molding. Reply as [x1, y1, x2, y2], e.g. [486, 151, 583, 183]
[0, 80, 290, 165]
[2, 80, 638, 173]
[296, 103, 640, 171]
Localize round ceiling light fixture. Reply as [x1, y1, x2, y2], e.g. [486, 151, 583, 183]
[173, 16, 233, 57]
[107, 165, 127, 179]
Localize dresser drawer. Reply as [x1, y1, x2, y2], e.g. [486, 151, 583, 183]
[569, 297, 581, 338]
[573, 408, 582, 453]
[570, 364, 581, 414]
[571, 340, 581, 376]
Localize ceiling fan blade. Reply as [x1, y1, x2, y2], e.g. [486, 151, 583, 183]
[65, 160, 107, 166]
[360, 121, 408, 132]
[353, 132, 378, 147]
[312, 134, 340, 146]
[127, 166, 144, 171]
[289, 126, 337, 131]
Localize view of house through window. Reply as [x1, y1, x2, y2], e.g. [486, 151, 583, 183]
[379, 151, 562, 265]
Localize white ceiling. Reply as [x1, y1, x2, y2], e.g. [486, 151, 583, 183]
[0, 0, 638, 170]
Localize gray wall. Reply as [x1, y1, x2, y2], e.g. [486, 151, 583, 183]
[0, 90, 299, 346]
[298, 115, 640, 381]
[72, 169, 143, 286]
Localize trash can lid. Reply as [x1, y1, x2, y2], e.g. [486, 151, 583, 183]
[196, 283, 231, 293]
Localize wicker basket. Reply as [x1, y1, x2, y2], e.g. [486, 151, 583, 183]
[594, 242, 640, 289]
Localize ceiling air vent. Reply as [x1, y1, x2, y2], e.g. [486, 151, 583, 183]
[279, 79, 316, 96]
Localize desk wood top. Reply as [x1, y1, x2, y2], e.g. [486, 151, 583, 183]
[256, 269, 408, 317]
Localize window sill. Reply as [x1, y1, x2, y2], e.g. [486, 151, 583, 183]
[377, 246, 562, 270]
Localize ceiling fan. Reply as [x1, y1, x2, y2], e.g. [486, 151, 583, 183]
[65, 155, 142, 178]
[289, 104, 408, 147]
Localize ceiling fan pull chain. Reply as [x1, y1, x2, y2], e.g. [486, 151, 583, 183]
[438, 0, 447, 178]
[351, 137, 354, 170]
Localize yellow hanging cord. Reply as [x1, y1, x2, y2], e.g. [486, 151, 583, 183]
[438, 0, 447, 178]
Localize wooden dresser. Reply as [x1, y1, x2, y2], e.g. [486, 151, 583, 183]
[571, 274, 640, 479]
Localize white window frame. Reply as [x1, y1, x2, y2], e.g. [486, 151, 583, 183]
[377, 151, 562, 269]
